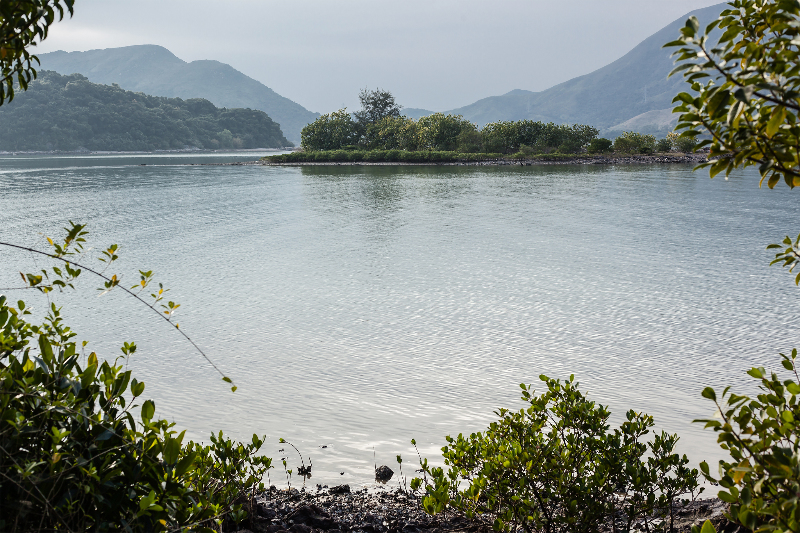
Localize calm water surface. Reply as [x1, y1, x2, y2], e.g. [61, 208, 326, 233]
[1, 152, 798, 487]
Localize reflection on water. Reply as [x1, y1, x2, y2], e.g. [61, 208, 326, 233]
[0, 157, 798, 487]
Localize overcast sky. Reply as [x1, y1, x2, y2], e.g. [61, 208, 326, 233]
[35, 0, 721, 113]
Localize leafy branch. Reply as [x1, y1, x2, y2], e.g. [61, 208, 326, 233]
[0, 221, 236, 391]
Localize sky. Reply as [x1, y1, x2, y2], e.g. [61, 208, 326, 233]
[35, 0, 722, 113]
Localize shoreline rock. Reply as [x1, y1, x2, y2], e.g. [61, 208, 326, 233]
[249, 153, 709, 168]
[235, 487, 741, 533]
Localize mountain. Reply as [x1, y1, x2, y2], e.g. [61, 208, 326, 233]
[0, 71, 291, 151]
[438, 3, 726, 134]
[402, 107, 436, 120]
[38, 45, 318, 143]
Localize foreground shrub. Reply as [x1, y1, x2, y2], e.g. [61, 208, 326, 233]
[0, 295, 272, 532]
[411, 375, 701, 533]
[0, 223, 273, 532]
[694, 350, 800, 533]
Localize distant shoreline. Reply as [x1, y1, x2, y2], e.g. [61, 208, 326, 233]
[250, 153, 709, 167]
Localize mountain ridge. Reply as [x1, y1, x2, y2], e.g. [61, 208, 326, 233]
[38, 45, 318, 143]
[433, 3, 726, 134]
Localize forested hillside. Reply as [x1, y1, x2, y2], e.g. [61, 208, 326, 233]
[0, 71, 291, 151]
[39, 45, 319, 143]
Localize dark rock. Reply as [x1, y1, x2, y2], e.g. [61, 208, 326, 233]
[267, 526, 290, 533]
[258, 504, 278, 520]
[290, 524, 313, 533]
[375, 466, 394, 483]
[288, 504, 339, 530]
[329, 484, 350, 494]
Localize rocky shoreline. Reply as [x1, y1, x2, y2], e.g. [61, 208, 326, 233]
[248, 153, 709, 167]
[235, 486, 741, 533]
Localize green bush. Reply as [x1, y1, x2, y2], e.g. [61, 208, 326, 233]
[614, 131, 657, 154]
[587, 138, 613, 153]
[300, 109, 359, 151]
[411, 376, 700, 533]
[694, 350, 800, 533]
[0, 225, 273, 532]
[674, 134, 697, 153]
[656, 137, 674, 152]
[0, 295, 272, 532]
[417, 113, 476, 151]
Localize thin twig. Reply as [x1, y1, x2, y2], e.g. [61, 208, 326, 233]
[0, 241, 231, 384]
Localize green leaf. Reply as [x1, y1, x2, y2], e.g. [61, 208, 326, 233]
[767, 107, 787, 137]
[700, 520, 717, 533]
[701, 387, 717, 401]
[141, 400, 155, 422]
[175, 452, 197, 476]
[131, 381, 145, 397]
[38, 334, 54, 364]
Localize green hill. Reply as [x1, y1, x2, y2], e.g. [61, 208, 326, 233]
[438, 3, 725, 134]
[38, 45, 319, 143]
[0, 71, 291, 151]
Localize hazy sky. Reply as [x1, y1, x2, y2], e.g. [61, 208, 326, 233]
[35, 0, 721, 113]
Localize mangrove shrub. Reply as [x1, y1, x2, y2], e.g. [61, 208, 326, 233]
[411, 375, 701, 533]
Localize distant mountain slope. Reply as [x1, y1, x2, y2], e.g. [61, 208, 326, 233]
[38, 45, 318, 143]
[0, 71, 290, 151]
[402, 107, 436, 120]
[442, 3, 726, 131]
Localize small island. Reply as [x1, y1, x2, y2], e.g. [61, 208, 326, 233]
[261, 89, 702, 166]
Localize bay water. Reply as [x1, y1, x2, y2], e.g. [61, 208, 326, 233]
[1, 152, 797, 488]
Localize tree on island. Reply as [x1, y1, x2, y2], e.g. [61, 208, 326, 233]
[353, 87, 403, 127]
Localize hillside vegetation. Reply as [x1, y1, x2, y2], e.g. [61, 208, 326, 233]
[38, 45, 319, 143]
[0, 71, 291, 151]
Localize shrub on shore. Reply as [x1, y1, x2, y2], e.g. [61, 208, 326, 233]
[0, 227, 273, 532]
[614, 131, 657, 154]
[410, 376, 701, 533]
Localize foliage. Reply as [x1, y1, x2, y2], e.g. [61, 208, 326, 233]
[666, 0, 800, 187]
[411, 376, 701, 533]
[587, 137, 614, 153]
[0, 71, 291, 151]
[0, 295, 272, 532]
[693, 351, 800, 533]
[363, 115, 419, 151]
[0, 0, 73, 105]
[482, 120, 599, 154]
[300, 90, 600, 154]
[657, 137, 674, 152]
[353, 88, 402, 128]
[674, 134, 698, 153]
[614, 131, 657, 154]
[300, 108, 360, 151]
[1, 223, 272, 531]
[416, 113, 477, 151]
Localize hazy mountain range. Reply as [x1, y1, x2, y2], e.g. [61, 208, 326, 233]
[35, 2, 724, 142]
[38, 46, 318, 143]
[402, 2, 724, 135]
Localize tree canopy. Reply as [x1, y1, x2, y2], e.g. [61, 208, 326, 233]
[353, 88, 402, 127]
[0, 0, 74, 104]
[668, 0, 800, 188]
